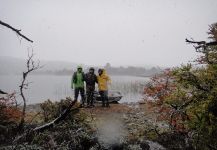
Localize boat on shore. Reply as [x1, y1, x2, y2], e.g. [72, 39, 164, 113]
[93, 90, 123, 103]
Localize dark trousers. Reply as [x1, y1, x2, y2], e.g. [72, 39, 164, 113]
[99, 90, 109, 107]
[86, 85, 95, 106]
[86, 90, 94, 106]
[74, 87, 85, 104]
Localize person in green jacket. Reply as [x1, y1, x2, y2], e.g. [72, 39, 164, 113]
[71, 65, 85, 107]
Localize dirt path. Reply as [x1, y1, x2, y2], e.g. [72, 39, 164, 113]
[82, 104, 132, 148]
[81, 103, 167, 149]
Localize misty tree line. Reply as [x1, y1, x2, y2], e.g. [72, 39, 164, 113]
[34, 64, 162, 76]
[104, 63, 162, 76]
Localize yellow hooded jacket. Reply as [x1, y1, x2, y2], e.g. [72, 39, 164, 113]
[97, 70, 111, 91]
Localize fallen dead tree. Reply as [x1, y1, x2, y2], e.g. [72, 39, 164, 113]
[13, 99, 79, 144]
[33, 99, 78, 132]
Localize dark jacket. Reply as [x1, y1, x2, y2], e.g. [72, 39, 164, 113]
[85, 73, 98, 90]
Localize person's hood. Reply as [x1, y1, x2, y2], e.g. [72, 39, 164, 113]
[101, 69, 107, 75]
[77, 65, 83, 69]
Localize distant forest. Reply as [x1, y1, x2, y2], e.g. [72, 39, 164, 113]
[0, 57, 162, 76]
[35, 63, 162, 77]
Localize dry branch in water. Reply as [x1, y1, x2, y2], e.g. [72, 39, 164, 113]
[0, 20, 33, 43]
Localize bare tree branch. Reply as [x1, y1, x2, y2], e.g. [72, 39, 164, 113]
[18, 49, 42, 130]
[0, 20, 33, 43]
[185, 38, 217, 50]
[0, 89, 7, 94]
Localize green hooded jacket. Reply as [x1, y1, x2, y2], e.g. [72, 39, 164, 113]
[71, 66, 85, 89]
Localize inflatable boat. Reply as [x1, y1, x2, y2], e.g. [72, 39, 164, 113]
[93, 90, 123, 103]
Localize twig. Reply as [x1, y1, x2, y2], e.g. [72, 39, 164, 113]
[0, 20, 33, 43]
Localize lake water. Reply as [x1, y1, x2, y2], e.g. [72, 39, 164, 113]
[0, 75, 150, 104]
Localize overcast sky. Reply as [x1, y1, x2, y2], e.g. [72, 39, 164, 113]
[0, 0, 217, 67]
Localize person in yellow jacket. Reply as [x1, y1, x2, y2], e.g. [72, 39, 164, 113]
[97, 69, 111, 107]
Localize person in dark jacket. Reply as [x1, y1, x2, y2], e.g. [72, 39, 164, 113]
[71, 65, 85, 107]
[85, 67, 98, 107]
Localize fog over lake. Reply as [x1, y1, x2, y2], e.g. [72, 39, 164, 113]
[1, 0, 217, 67]
[0, 75, 149, 104]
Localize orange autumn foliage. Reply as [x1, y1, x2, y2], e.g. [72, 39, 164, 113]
[0, 93, 22, 125]
[144, 69, 176, 103]
[2, 107, 22, 123]
[144, 69, 188, 132]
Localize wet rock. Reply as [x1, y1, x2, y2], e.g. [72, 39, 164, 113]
[127, 144, 143, 150]
[156, 132, 194, 150]
[146, 140, 165, 150]
[109, 143, 124, 150]
[140, 141, 150, 150]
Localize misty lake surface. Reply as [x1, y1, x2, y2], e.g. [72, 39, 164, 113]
[0, 75, 150, 104]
